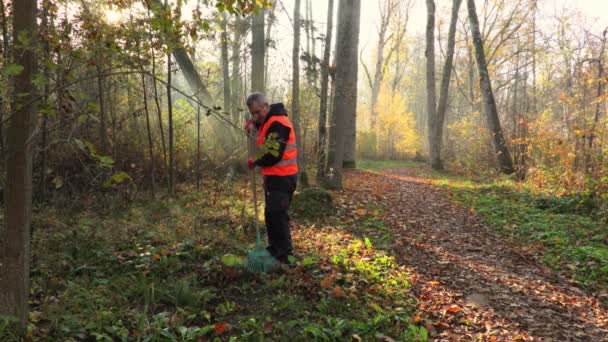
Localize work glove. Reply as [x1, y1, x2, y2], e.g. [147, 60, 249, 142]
[244, 119, 254, 135]
[247, 158, 255, 170]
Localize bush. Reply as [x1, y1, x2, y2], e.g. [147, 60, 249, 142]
[290, 188, 336, 219]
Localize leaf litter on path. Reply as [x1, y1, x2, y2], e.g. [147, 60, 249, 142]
[334, 168, 608, 341]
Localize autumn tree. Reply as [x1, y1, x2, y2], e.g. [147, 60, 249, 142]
[467, 0, 515, 174]
[1, 0, 38, 328]
[317, 0, 334, 181]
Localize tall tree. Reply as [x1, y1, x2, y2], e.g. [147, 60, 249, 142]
[292, 0, 308, 187]
[0, 0, 9, 160]
[39, 0, 52, 202]
[425, 0, 438, 167]
[231, 16, 246, 122]
[167, 54, 175, 196]
[431, 0, 462, 170]
[1, 0, 37, 328]
[317, 0, 334, 181]
[264, 2, 276, 92]
[588, 28, 607, 155]
[251, 5, 265, 93]
[341, 0, 361, 169]
[467, 0, 515, 174]
[326, 0, 361, 188]
[220, 12, 231, 116]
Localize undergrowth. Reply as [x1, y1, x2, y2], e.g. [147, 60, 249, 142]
[8, 177, 424, 341]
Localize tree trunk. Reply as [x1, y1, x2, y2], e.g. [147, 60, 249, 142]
[433, 0, 462, 170]
[292, 0, 308, 187]
[96, 48, 108, 154]
[231, 17, 244, 123]
[326, 0, 361, 188]
[425, 0, 438, 168]
[342, 1, 361, 169]
[39, 0, 51, 202]
[467, 0, 515, 174]
[251, 6, 265, 93]
[167, 54, 175, 196]
[147, 8, 168, 187]
[221, 12, 231, 116]
[0, 0, 9, 160]
[264, 2, 276, 92]
[1, 0, 37, 328]
[588, 28, 607, 155]
[141, 71, 157, 197]
[196, 105, 201, 190]
[317, 0, 334, 181]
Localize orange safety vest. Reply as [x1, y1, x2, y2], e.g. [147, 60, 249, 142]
[256, 115, 298, 176]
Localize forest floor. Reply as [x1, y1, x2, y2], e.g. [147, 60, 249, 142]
[7, 162, 608, 341]
[350, 162, 608, 340]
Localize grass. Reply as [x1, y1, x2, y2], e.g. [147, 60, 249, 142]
[13, 178, 425, 341]
[359, 159, 608, 292]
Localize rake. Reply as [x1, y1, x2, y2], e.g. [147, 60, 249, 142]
[246, 167, 279, 273]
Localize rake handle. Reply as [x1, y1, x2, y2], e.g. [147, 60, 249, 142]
[248, 129, 262, 242]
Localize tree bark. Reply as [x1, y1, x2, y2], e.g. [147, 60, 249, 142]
[147, 9, 168, 182]
[251, 5, 265, 93]
[0, 0, 9, 159]
[342, 1, 361, 169]
[39, 0, 51, 202]
[196, 105, 201, 190]
[326, 0, 361, 188]
[317, 0, 334, 181]
[587, 27, 607, 168]
[292, 0, 308, 187]
[141, 71, 157, 197]
[96, 49, 108, 154]
[467, 0, 515, 174]
[264, 2, 276, 92]
[231, 17, 245, 123]
[425, 0, 438, 168]
[433, 0, 462, 170]
[167, 53, 175, 196]
[1, 0, 37, 328]
[221, 12, 231, 116]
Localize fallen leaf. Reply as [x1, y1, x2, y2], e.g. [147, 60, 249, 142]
[332, 286, 344, 298]
[320, 277, 333, 289]
[214, 322, 228, 335]
[444, 304, 461, 313]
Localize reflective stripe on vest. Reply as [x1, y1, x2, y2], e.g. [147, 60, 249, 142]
[256, 115, 298, 176]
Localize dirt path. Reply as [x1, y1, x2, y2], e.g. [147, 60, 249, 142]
[338, 168, 608, 341]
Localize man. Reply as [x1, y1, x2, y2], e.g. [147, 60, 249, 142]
[245, 92, 298, 264]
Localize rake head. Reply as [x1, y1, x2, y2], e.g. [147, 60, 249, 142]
[246, 236, 279, 273]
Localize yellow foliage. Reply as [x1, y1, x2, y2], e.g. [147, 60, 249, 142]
[358, 86, 419, 159]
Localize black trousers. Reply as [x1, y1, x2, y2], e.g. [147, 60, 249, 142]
[263, 174, 298, 259]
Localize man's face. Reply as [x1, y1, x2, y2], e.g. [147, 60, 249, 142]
[247, 101, 269, 124]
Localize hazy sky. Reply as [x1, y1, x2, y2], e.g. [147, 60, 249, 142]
[273, 0, 608, 48]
